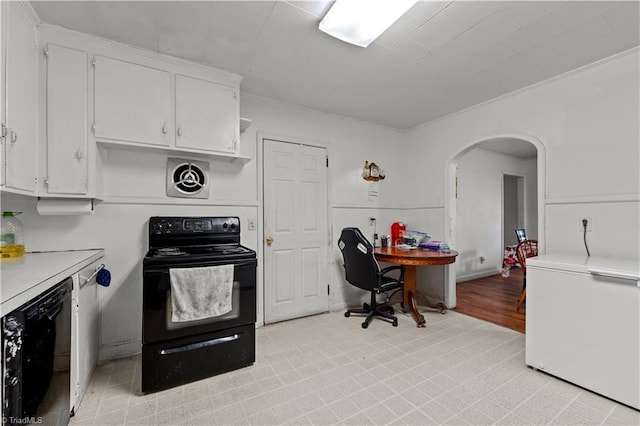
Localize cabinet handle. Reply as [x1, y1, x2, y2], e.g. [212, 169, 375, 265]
[162, 123, 168, 134]
[177, 127, 183, 137]
[10, 130, 17, 143]
[75, 150, 84, 160]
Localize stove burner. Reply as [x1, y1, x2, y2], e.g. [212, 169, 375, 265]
[155, 247, 186, 257]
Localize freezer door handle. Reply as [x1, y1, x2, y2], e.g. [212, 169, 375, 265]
[588, 267, 640, 283]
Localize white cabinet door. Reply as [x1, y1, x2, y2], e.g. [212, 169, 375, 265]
[72, 262, 101, 412]
[94, 55, 170, 146]
[46, 44, 89, 195]
[175, 74, 238, 153]
[2, 2, 37, 192]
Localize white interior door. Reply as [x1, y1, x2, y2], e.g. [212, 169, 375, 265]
[264, 139, 329, 323]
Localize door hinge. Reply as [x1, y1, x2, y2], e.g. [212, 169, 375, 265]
[233, 91, 237, 100]
[327, 284, 330, 295]
[91, 56, 96, 68]
[91, 122, 96, 134]
[44, 178, 49, 187]
[43, 46, 49, 58]
[326, 156, 329, 167]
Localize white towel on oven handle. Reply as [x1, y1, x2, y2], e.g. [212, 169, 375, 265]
[170, 264, 234, 322]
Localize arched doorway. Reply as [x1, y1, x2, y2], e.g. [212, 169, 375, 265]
[443, 135, 546, 309]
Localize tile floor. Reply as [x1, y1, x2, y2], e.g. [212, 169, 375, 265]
[70, 310, 639, 425]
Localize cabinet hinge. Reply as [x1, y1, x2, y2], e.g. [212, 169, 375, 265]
[43, 47, 49, 58]
[233, 91, 237, 100]
[44, 178, 49, 187]
[91, 56, 96, 68]
[91, 122, 96, 134]
[1, 123, 6, 140]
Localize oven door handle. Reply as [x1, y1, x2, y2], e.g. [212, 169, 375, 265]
[159, 333, 241, 355]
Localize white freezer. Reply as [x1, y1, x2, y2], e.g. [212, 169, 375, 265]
[526, 254, 640, 409]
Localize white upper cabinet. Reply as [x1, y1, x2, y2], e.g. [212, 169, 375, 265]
[94, 55, 171, 147]
[175, 74, 239, 154]
[93, 55, 241, 156]
[45, 44, 89, 195]
[2, 2, 38, 193]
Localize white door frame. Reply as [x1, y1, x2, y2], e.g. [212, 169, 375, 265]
[444, 134, 546, 308]
[502, 172, 526, 249]
[256, 131, 333, 325]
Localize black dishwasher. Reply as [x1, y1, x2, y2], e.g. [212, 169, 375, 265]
[2, 277, 72, 426]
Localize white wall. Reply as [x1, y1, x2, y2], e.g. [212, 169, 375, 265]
[406, 48, 640, 263]
[456, 148, 537, 281]
[239, 94, 408, 312]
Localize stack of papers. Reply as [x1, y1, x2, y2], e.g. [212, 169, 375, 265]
[419, 241, 450, 251]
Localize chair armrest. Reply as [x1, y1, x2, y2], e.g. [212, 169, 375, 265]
[379, 265, 405, 280]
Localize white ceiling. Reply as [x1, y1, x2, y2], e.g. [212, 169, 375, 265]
[30, 1, 639, 131]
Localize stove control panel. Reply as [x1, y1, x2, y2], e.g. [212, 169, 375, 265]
[150, 217, 240, 235]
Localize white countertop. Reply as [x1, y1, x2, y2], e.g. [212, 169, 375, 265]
[1, 249, 105, 316]
[528, 253, 640, 280]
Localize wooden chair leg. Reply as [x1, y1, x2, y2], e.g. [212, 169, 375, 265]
[516, 288, 526, 311]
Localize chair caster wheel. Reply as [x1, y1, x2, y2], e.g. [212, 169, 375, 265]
[392, 319, 398, 327]
[344, 312, 350, 317]
[361, 322, 368, 329]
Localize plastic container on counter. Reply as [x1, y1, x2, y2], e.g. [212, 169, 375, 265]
[1, 211, 25, 261]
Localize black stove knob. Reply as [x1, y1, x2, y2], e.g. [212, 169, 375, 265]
[230, 222, 237, 230]
[223, 222, 228, 229]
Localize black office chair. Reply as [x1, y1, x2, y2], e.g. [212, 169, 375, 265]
[338, 227, 404, 328]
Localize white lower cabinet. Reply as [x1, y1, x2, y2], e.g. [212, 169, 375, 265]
[526, 254, 640, 409]
[71, 262, 102, 413]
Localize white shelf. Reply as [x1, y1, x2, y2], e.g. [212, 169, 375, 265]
[240, 117, 252, 133]
[96, 139, 252, 163]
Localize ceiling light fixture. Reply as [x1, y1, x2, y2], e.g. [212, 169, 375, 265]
[319, 0, 417, 48]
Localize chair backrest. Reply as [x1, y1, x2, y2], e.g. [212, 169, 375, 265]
[515, 228, 527, 243]
[338, 228, 380, 291]
[515, 239, 538, 274]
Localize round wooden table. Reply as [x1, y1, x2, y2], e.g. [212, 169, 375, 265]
[374, 247, 458, 327]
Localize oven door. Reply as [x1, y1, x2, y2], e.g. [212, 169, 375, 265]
[143, 258, 256, 344]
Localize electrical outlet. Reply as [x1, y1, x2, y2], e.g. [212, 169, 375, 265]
[580, 217, 592, 232]
[248, 218, 257, 231]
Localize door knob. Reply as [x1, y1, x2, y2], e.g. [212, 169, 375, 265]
[266, 236, 274, 246]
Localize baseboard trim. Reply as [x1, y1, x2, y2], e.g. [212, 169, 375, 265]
[457, 268, 501, 283]
[99, 340, 141, 362]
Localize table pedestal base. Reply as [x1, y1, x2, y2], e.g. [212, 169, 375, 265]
[403, 266, 448, 327]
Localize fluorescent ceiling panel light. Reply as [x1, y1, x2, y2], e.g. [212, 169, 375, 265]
[319, 0, 417, 48]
